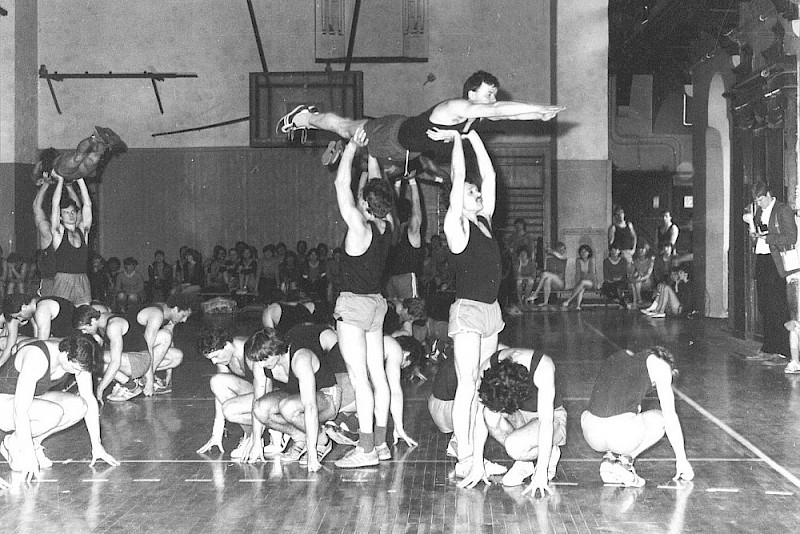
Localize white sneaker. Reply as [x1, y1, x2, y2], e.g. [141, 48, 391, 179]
[483, 460, 508, 476]
[501, 461, 535, 487]
[784, 360, 800, 374]
[263, 432, 289, 455]
[34, 445, 53, 469]
[229, 436, 251, 460]
[107, 382, 143, 402]
[445, 436, 458, 458]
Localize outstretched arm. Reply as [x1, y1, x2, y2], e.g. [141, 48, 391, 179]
[76, 178, 93, 235]
[442, 133, 469, 254]
[334, 130, 371, 250]
[650, 357, 694, 481]
[407, 177, 423, 248]
[436, 99, 565, 122]
[50, 175, 65, 248]
[33, 182, 52, 245]
[465, 130, 496, 218]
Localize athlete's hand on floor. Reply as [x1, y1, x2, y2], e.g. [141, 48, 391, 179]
[306, 455, 322, 473]
[90, 446, 120, 468]
[457, 462, 488, 489]
[392, 428, 418, 448]
[241, 437, 265, 463]
[674, 458, 694, 482]
[522, 470, 553, 498]
[142, 381, 155, 397]
[196, 434, 224, 454]
[16, 448, 41, 484]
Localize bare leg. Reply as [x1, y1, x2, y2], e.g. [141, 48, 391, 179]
[297, 112, 368, 140]
[337, 321, 376, 449]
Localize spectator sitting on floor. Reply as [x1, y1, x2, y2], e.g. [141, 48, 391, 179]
[89, 253, 111, 303]
[300, 248, 327, 300]
[526, 242, 567, 307]
[115, 257, 145, 314]
[206, 245, 228, 293]
[640, 266, 695, 319]
[4, 253, 29, 295]
[652, 242, 673, 286]
[176, 249, 204, 294]
[601, 245, 630, 308]
[237, 246, 259, 294]
[510, 247, 536, 315]
[147, 250, 174, 303]
[562, 244, 597, 310]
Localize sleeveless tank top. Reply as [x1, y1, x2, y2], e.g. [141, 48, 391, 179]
[587, 350, 653, 417]
[431, 353, 458, 402]
[275, 304, 313, 336]
[54, 228, 88, 274]
[325, 343, 347, 374]
[42, 296, 76, 338]
[387, 230, 424, 277]
[611, 223, 635, 251]
[105, 314, 149, 353]
[452, 216, 502, 303]
[269, 324, 337, 394]
[340, 220, 392, 295]
[40, 243, 57, 279]
[657, 223, 677, 249]
[397, 104, 471, 160]
[0, 340, 69, 395]
[489, 350, 563, 412]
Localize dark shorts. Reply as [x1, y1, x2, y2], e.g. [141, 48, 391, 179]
[126, 351, 153, 379]
[363, 115, 420, 162]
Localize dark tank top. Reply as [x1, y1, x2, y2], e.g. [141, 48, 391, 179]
[270, 324, 337, 394]
[105, 315, 149, 353]
[0, 340, 69, 395]
[452, 216, 502, 303]
[42, 296, 76, 338]
[340, 220, 392, 295]
[325, 343, 347, 374]
[611, 223, 635, 251]
[54, 229, 88, 274]
[657, 223, 677, 249]
[587, 350, 653, 417]
[488, 350, 563, 413]
[387, 230, 424, 277]
[275, 304, 313, 335]
[397, 105, 471, 160]
[432, 353, 458, 402]
[40, 244, 57, 279]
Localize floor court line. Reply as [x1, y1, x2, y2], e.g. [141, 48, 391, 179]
[582, 318, 800, 491]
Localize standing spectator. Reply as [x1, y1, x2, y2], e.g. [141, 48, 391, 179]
[601, 245, 630, 308]
[147, 250, 174, 303]
[562, 244, 597, 310]
[608, 205, 637, 265]
[655, 210, 679, 253]
[744, 181, 797, 371]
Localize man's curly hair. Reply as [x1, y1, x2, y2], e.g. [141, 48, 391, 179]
[362, 178, 394, 219]
[479, 358, 534, 414]
[198, 327, 233, 355]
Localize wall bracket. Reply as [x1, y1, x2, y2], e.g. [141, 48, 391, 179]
[38, 65, 198, 114]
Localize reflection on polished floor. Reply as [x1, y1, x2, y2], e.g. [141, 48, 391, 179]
[2, 307, 800, 533]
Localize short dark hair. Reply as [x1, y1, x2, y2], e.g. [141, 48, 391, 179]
[58, 333, 100, 372]
[751, 181, 770, 199]
[514, 218, 527, 227]
[198, 327, 232, 355]
[73, 305, 101, 328]
[60, 198, 79, 211]
[154, 250, 165, 257]
[462, 70, 499, 98]
[649, 345, 675, 367]
[166, 293, 195, 312]
[123, 257, 138, 267]
[244, 328, 287, 362]
[396, 335, 425, 373]
[402, 297, 427, 322]
[2, 294, 36, 321]
[479, 358, 533, 414]
[578, 244, 594, 258]
[362, 178, 394, 219]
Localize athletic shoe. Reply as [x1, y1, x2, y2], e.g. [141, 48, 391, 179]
[616, 457, 646, 487]
[230, 436, 251, 460]
[599, 454, 622, 484]
[153, 377, 172, 394]
[324, 422, 359, 446]
[34, 445, 53, 469]
[375, 443, 392, 461]
[334, 446, 379, 468]
[276, 105, 319, 134]
[501, 461, 535, 487]
[784, 360, 800, 374]
[484, 460, 508, 476]
[0, 435, 19, 470]
[648, 312, 666, 318]
[321, 140, 343, 166]
[263, 432, 289, 455]
[763, 354, 788, 367]
[280, 442, 308, 462]
[454, 458, 472, 478]
[547, 445, 561, 481]
[445, 436, 458, 458]
[107, 383, 143, 402]
[640, 308, 654, 316]
[745, 352, 770, 361]
[301, 440, 333, 465]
